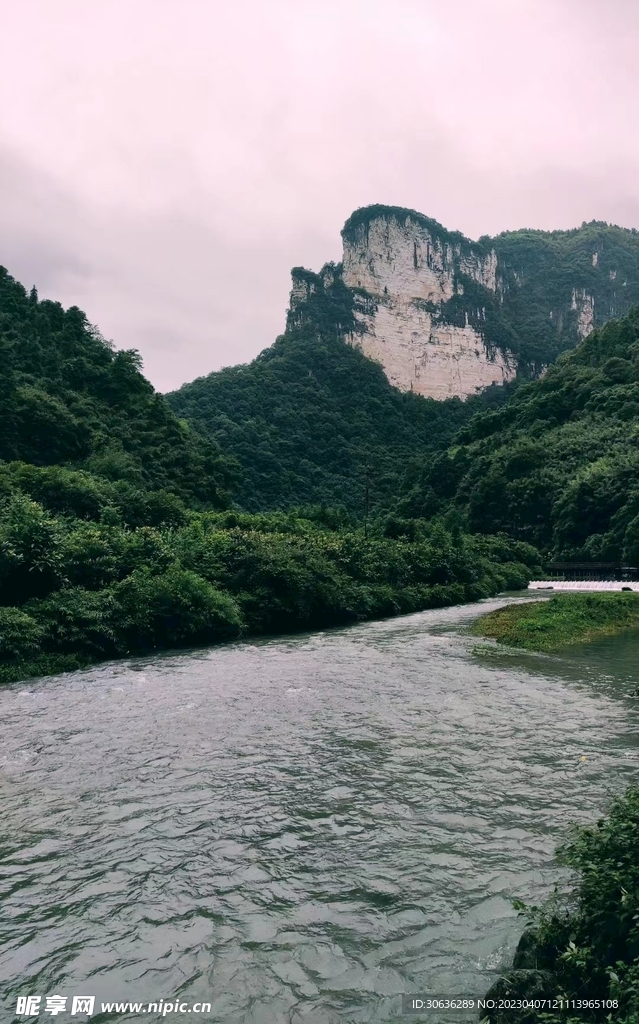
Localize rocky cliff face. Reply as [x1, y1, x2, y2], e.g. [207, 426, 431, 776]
[346, 301, 516, 400]
[289, 205, 639, 401]
[570, 287, 595, 338]
[342, 214, 497, 300]
[341, 213, 513, 399]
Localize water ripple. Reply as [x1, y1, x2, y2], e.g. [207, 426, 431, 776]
[1, 598, 639, 1022]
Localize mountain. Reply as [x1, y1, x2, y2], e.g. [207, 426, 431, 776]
[0, 266, 237, 518]
[0, 261, 537, 684]
[168, 268, 513, 514]
[395, 307, 639, 563]
[168, 205, 639, 513]
[333, 205, 639, 398]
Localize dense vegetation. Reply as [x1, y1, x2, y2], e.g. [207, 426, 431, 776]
[0, 268, 237, 507]
[167, 267, 513, 513]
[471, 594, 639, 652]
[483, 787, 639, 1024]
[0, 263, 539, 683]
[0, 493, 538, 683]
[399, 309, 639, 563]
[5, 228, 639, 681]
[170, 210, 639, 516]
[492, 221, 639, 369]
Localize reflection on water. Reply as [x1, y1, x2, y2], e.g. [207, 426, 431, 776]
[1, 596, 638, 1022]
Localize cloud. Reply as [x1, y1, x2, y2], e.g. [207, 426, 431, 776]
[0, 0, 637, 391]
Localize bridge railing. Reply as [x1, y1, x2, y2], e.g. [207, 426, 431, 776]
[544, 563, 639, 582]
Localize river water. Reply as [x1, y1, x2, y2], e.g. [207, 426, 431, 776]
[2, 596, 639, 1023]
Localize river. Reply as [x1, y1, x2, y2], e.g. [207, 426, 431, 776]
[1, 596, 639, 1023]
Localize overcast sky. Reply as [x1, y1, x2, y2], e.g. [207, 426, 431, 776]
[1, 0, 638, 392]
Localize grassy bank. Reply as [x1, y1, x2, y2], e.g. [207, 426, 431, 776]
[471, 592, 639, 652]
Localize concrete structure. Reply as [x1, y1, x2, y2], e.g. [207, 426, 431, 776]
[529, 581, 639, 592]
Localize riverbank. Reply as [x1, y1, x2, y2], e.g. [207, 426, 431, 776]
[481, 786, 639, 1024]
[0, 580, 473, 686]
[0, 517, 539, 685]
[470, 592, 639, 652]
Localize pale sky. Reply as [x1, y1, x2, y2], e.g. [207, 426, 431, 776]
[1, 0, 638, 391]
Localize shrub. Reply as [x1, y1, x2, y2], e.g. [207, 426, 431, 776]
[112, 566, 243, 650]
[0, 606, 45, 661]
[27, 588, 121, 658]
[0, 462, 112, 519]
[60, 523, 172, 590]
[0, 493, 64, 604]
[497, 788, 639, 1023]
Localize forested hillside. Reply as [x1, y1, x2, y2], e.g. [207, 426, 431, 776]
[0, 267, 237, 514]
[167, 272, 512, 513]
[491, 220, 639, 367]
[396, 308, 639, 562]
[169, 213, 639, 514]
[0, 264, 537, 683]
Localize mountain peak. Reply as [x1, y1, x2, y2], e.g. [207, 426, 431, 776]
[341, 205, 468, 249]
[290, 206, 639, 400]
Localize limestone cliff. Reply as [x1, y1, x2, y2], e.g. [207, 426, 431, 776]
[288, 205, 639, 401]
[341, 211, 512, 399]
